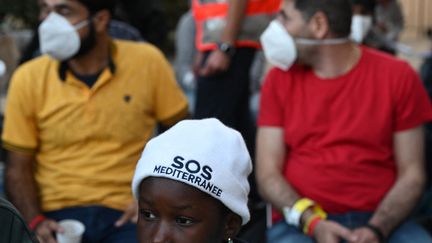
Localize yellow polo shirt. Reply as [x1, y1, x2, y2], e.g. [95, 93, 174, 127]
[2, 40, 188, 212]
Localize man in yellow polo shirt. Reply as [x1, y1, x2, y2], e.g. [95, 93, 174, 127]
[2, 0, 188, 242]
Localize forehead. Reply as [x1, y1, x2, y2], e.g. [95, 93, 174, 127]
[41, 0, 84, 8]
[281, 0, 303, 19]
[279, 0, 308, 29]
[139, 177, 222, 209]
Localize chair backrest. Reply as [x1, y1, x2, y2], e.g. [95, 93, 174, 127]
[266, 203, 273, 229]
[0, 197, 39, 243]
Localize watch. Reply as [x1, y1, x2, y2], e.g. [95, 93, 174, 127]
[217, 42, 236, 57]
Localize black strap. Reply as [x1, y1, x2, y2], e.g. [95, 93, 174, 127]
[365, 223, 386, 243]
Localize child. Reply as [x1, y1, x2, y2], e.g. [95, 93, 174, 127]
[132, 118, 252, 243]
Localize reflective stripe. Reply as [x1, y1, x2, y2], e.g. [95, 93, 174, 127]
[197, 13, 276, 50]
[193, 0, 281, 20]
[193, 0, 282, 51]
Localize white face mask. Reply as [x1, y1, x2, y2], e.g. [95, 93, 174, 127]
[350, 15, 372, 43]
[261, 20, 349, 71]
[39, 12, 89, 61]
[0, 59, 6, 78]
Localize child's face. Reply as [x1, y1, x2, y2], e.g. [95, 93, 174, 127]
[137, 177, 231, 243]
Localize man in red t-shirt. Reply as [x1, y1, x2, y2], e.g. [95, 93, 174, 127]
[256, 0, 432, 243]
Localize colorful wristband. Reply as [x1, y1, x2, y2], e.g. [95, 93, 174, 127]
[29, 214, 47, 231]
[302, 214, 321, 235]
[283, 198, 315, 227]
[365, 223, 385, 243]
[310, 204, 327, 220]
[307, 216, 322, 237]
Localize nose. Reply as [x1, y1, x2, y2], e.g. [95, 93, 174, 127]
[152, 221, 172, 243]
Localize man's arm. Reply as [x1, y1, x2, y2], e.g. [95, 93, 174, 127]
[5, 151, 40, 222]
[371, 126, 425, 233]
[353, 126, 426, 242]
[256, 127, 355, 243]
[220, 0, 248, 45]
[5, 150, 62, 243]
[199, 0, 247, 76]
[256, 127, 299, 208]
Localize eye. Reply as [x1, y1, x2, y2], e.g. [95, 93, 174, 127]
[140, 209, 157, 221]
[278, 10, 289, 22]
[58, 9, 72, 17]
[55, 5, 74, 17]
[40, 6, 50, 16]
[175, 216, 196, 226]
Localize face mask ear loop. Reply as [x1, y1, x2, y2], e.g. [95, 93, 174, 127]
[73, 19, 90, 30]
[295, 37, 350, 45]
[74, 10, 98, 31]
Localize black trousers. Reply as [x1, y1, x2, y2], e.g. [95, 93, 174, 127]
[194, 47, 256, 153]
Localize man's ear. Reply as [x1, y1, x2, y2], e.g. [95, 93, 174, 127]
[309, 11, 330, 39]
[92, 9, 111, 33]
[223, 213, 242, 241]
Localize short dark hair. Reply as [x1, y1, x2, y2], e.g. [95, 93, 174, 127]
[351, 0, 376, 14]
[293, 0, 352, 37]
[77, 0, 117, 15]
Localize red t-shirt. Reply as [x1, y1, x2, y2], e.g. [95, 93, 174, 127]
[258, 47, 432, 215]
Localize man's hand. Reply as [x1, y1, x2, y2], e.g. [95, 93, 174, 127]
[314, 220, 357, 243]
[193, 52, 204, 77]
[198, 50, 231, 77]
[35, 219, 63, 243]
[350, 227, 380, 243]
[115, 201, 138, 227]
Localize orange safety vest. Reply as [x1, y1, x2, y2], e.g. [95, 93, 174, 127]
[192, 0, 282, 51]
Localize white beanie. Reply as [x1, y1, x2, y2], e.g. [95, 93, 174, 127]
[132, 118, 252, 225]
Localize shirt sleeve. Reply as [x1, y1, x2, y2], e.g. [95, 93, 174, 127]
[393, 63, 432, 131]
[257, 68, 285, 127]
[151, 50, 189, 123]
[2, 65, 38, 153]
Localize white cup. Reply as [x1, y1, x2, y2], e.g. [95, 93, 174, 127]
[56, 219, 85, 243]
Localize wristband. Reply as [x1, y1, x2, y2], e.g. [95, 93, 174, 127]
[29, 214, 47, 231]
[283, 198, 315, 227]
[301, 205, 327, 236]
[310, 203, 327, 220]
[307, 216, 322, 237]
[365, 223, 385, 243]
[302, 215, 321, 235]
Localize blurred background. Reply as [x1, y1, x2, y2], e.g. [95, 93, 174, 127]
[0, 1, 431, 241]
[0, 0, 431, 202]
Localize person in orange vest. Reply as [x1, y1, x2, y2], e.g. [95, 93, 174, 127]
[192, 0, 281, 157]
